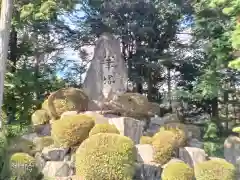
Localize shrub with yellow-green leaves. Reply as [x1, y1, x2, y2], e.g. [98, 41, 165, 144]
[152, 130, 177, 165]
[31, 109, 50, 126]
[10, 152, 38, 179]
[159, 126, 187, 147]
[51, 114, 95, 147]
[33, 136, 54, 151]
[162, 162, 194, 180]
[89, 124, 120, 136]
[140, 136, 152, 144]
[195, 159, 236, 180]
[75, 133, 136, 180]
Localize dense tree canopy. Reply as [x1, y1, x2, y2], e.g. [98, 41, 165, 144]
[0, 0, 239, 133]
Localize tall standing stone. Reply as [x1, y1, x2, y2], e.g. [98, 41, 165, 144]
[83, 33, 128, 102]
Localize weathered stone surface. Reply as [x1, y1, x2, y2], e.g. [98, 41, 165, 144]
[83, 111, 109, 124]
[162, 113, 181, 124]
[35, 152, 46, 171]
[42, 161, 71, 177]
[148, 102, 161, 116]
[150, 116, 165, 126]
[34, 124, 51, 136]
[133, 162, 162, 180]
[162, 158, 184, 169]
[60, 111, 78, 119]
[42, 146, 69, 161]
[106, 93, 152, 119]
[144, 121, 160, 136]
[108, 117, 144, 144]
[136, 144, 154, 163]
[185, 124, 201, 140]
[179, 147, 207, 167]
[188, 138, 204, 148]
[83, 33, 128, 102]
[224, 136, 240, 173]
[21, 133, 38, 142]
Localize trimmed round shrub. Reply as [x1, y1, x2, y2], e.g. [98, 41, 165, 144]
[195, 159, 236, 180]
[162, 162, 194, 180]
[140, 136, 152, 144]
[33, 136, 54, 151]
[89, 124, 120, 136]
[152, 130, 177, 165]
[31, 109, 50, 126]
[51, 114, 95, 147]
[10, 152, 38, 179]
[75, 133, 136, 180]
[160, 126, 187, 147]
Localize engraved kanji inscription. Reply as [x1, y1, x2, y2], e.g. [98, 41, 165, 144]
[103, 75, 115, 84]
[101, 57, 116, 71]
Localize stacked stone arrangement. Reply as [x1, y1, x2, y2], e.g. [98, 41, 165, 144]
[0, 33, 237, 180]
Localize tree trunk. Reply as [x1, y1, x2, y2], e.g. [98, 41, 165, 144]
[167, 67, 172, 107]
[211, 97, 219, 121]
[0, 0, 13, 129]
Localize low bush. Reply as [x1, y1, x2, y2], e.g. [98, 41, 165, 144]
[162, 161, 194, 180]
[152, 131, 177, 165]
[89, 124, 120, 136]
[51, 114, 95, 147]
[10, 152, 38, 179]
[195, 158, 236, 180]
[75, 133, 136, 180]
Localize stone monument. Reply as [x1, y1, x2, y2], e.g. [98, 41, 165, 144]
[83, 33, 128, 102]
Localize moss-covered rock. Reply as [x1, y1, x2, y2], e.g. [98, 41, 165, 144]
[89, 124, 120, 136]
[75, 133, 136, 180]
[10, 152, 38, 179]
[162, 161, 194, 180]
[152, 131, 177, 165]
[106, 93, 151, 119]
[47, 88, 89, 119]
[33, 136, 54, 151]
[51, 114, 95, 147]
[31, 109, 50, 126]
[195, 159, 236, 180]
[140, 136, 152, 144]
[159, 126, 187, 147]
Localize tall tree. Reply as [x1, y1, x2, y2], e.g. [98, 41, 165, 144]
[0, 0, 13, 129]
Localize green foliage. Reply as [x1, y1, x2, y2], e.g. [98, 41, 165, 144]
[140, 136, 152, 144]
[4, 124, 31, 138]
[232, 126, 240, 133]
[89, 124, 120, 136]
[51, 114, 95, 147]
[195, 159, 236, 180]
[161, 162, 194, 180]
[10, 153, 38, 179]
[203, 122, 219, 140]
[203, 141, 224, 158]
[152, 131, 177, 165]
[0, 132, 8, 175]
[159, 125, 187, 147]
[31, 109, 50, 126]
[75, 133, 136, 180]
